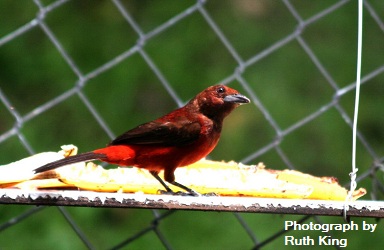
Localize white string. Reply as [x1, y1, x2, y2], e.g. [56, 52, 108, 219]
[344, 0, 363, 221]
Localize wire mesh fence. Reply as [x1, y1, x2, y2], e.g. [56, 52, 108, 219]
[1, 0, 384, 249]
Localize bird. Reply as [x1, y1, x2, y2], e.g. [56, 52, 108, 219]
[34, 85, 250, 195]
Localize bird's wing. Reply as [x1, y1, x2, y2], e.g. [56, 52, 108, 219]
[108, 119, 201, 147]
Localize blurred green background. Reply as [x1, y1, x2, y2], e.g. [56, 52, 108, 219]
[1, 0, 384, 249]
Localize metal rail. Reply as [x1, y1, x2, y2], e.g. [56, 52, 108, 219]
[1, 189, 383, 218]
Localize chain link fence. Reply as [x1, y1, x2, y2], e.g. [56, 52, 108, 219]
[1, 0, 384, 249]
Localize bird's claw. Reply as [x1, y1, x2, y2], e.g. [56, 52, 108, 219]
[202, 192, 218, 197]
[157, 189, 200, 197]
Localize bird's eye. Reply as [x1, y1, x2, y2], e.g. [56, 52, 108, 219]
[216, 87, 225, 94]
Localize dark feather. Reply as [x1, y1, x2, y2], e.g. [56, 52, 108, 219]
[109, 120, 201, 147]
[34, 152, 105, 173]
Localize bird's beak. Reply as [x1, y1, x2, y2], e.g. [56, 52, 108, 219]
[223, 94, 250, 104]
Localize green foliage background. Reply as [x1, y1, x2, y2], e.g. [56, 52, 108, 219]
[0, 1, 383, 249]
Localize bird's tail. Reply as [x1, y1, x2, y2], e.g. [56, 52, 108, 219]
[34, 151, 106, 174]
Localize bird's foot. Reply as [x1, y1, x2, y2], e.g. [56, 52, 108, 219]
[157, 189, 200, 197]
[202, 192, 218, 197]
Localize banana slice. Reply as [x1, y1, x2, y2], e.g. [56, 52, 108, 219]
[0, 145, 366, 200]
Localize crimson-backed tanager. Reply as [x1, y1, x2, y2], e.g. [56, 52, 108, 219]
[34, 85, 250, 195]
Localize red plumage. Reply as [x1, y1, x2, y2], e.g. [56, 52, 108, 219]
[34, 85, 250, 195]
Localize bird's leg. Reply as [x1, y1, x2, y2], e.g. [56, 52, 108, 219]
[170, 181, 200, 196]
[150, 171, 173, 193]
[151, 170, 200, 196]
[163, 169, 200, 196]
